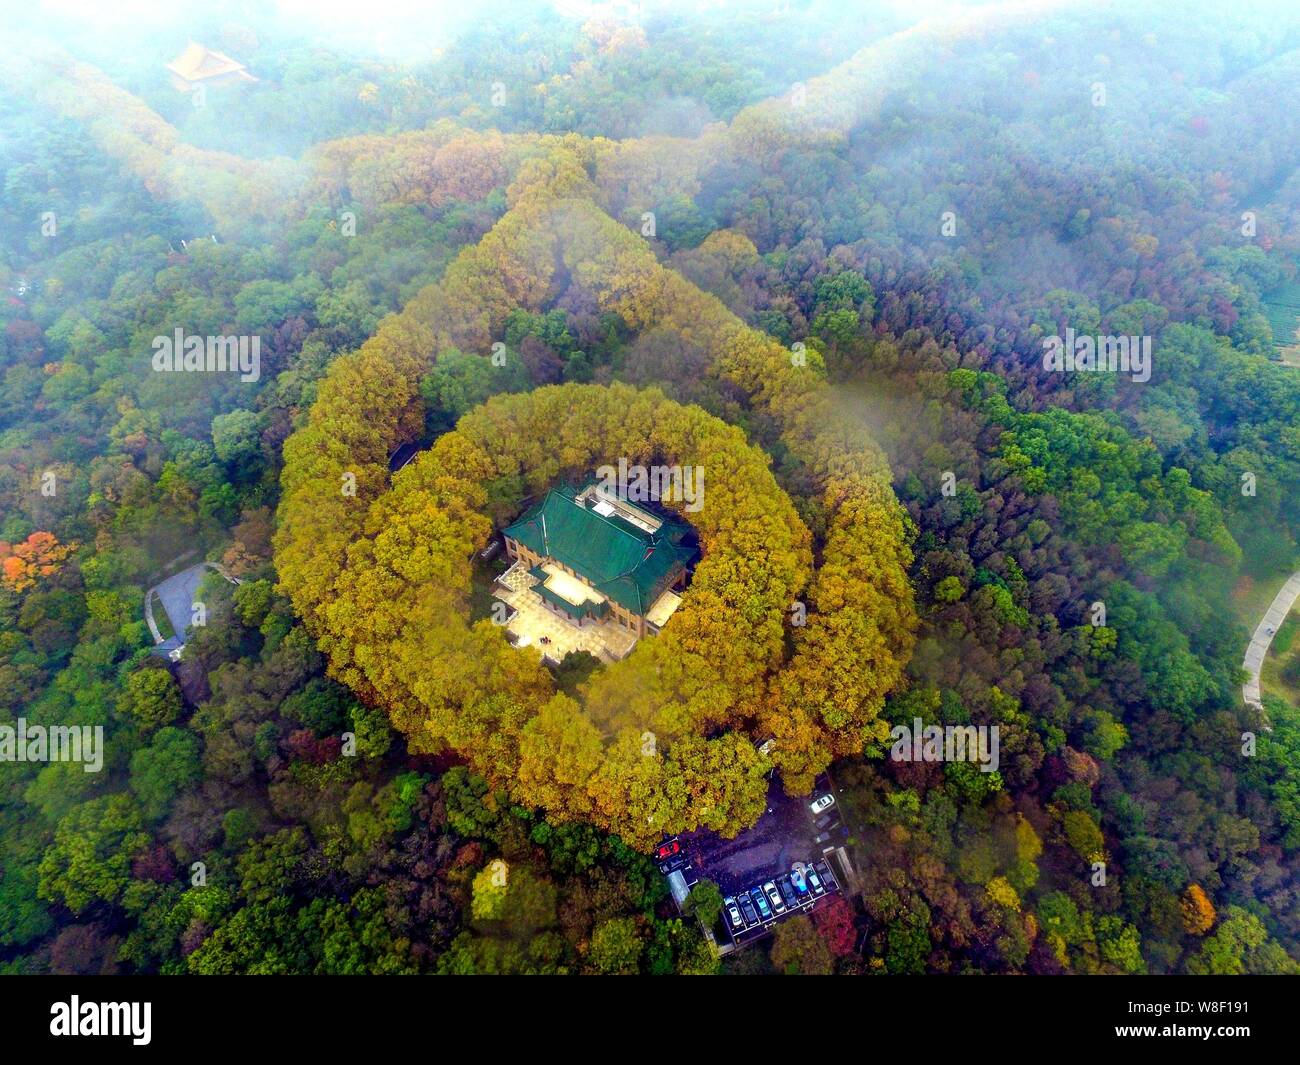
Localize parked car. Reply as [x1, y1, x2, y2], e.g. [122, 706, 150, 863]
[725, 898, 744, 930]
[764, 881, 786, 914]
[751, 888, 772, 920]
[738, 894, 758, 925]
[810, 793, 836, 814]
[814, 813, 835, 830]
[790, 868, 809, 896]
[813, 831, 831, 845]
[655, 839, 680, 860]
[777, 877, 798, 908]
[806, 866, 824, 895]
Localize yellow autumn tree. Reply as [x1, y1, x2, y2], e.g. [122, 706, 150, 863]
[1180, 884, 1217, 936]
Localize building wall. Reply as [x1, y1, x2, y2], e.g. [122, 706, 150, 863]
[505, 535, 673, 638]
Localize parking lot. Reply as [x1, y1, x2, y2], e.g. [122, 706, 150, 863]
[655, 775, 849, 946]
[722, 858, 840, 943]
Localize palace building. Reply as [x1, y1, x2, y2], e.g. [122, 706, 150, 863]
[166, 42, 258, 93]
[495, 481, 697, 662]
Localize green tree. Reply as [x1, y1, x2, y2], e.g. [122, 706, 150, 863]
[211, 408, 262, 468]
[587, 916, 644, 974]
[38, 794, 150, 914]
[1186, 907, 1299, 975]
[117, 667, 183, 733]
[237, 828, 308, 904]
[419, 347, 528, 427]
[129, 727, 202, 821]
[685, 879, 724, 929]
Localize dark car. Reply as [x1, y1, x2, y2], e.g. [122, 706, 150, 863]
[751, 888, 772, 920]
[814, 812, 835, 830]
[738, 893, 758, 926]
[777, 877, 798, 909]
[813, 831, 831, 845]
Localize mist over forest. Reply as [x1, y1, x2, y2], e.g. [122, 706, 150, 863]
[2, 0, 1300, 988]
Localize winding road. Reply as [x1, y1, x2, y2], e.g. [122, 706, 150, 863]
[1242, 571, 1300, 710]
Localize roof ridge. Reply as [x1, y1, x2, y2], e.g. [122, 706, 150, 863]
[554, 487, 652, 545]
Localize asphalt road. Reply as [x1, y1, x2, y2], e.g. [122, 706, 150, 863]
[1242, 571, 1300, 709]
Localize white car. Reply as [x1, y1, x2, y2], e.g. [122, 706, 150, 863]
[810, 793, 835, 814]
[725, 898, 744, 929]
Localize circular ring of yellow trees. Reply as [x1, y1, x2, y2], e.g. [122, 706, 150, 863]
[280, 382, 911, 847]
[275, 157, 916, 848]
[337, 382, 812, 842]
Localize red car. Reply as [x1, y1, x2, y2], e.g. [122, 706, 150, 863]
[656, 839, 680, 860]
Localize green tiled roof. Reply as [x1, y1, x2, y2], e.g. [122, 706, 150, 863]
[505, 486, 695, 616]
[535, 581, 608, 619]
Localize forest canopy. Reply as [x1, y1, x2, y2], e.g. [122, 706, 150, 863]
[272, 150, 918, 841]
[2, 0, 1299, 980]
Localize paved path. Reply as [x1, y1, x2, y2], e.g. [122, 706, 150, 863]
[145, 561, 240, 656]
[1242, 570, 1300, 709]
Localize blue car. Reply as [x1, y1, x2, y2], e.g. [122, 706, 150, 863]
[751, 888, 771, 920]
